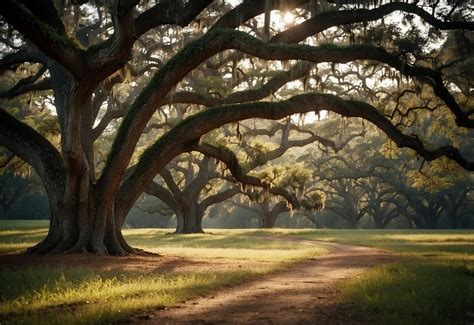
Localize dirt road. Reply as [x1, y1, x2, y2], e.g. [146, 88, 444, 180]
[128, 238, 397, 324]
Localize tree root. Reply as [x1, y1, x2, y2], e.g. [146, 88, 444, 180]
[25, 228, 159, 256]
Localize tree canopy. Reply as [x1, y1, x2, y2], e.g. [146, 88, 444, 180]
[0, 0, 473, 254]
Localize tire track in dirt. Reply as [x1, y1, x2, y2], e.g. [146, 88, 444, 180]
[127, 237, 398, 324]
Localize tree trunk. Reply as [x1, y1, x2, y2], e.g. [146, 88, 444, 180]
[25, 178, 136, 255]
[24, 67, 137, 255]
[373, 216, 385, 229]
[175, 204, 204, 234]
[261, 212, 277, 228]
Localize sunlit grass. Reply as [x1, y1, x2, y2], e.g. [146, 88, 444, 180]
[1, 222, 473, 324]
[146, 247, 325, 262]
[0, 228, 48, 253]
[224, 228, 474, 323]
[340, 260, 474, 324]
[0, 223, 328, 324]
[124, 230, 308, 250]
[234, 228, 474, 259]
[0, 268, 258, 325]
[251, 228, 474, 324]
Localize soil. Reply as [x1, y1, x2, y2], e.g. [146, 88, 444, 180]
[0, 237, 398, 324]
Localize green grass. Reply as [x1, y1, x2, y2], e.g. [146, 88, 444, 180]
[243, 228, 474, 324]
[1, 222, 473, 324]
[340, 261, 474, 325]
[0, 223, 327, 324]
[125, 229, 325, 262]
[0, 220, 49, 229]
[0, 268, 256, 325]
[232, 228, 474, 259]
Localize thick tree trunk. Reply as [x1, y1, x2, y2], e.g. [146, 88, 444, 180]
[261, 212, 277, 228]
[175, 204, 204, 234]
[24, 67, 138, 256]
[25, 184, 135, 255]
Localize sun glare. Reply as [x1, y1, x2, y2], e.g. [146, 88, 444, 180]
[283, 12, 295, 25]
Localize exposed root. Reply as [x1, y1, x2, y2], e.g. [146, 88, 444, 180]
[26, 233, 62, 254]
[91, 241, 109, 255]
[50, 237, 76, 254]
[65, 245, 89, 254]
[26, 229, 158, 256]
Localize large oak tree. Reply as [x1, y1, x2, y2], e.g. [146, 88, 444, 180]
[0, 0, 473, 254]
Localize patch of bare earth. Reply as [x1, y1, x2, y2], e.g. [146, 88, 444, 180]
[126, 239, 398, 324]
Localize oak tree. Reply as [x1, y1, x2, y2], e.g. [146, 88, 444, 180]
[0, 0, 473, 254]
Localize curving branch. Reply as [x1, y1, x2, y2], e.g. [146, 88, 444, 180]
[212, 0, 308, 30]
[116, 92, 474, 219]
[271, 2, 474, 44]
[0, 48, 44, 73]
[199, 186, 241, 214]
[134, 0, 213, 37]
[144, 180, 178, 211]
[103, 28, 472, 204]
[0, 0, 84, 77]
[191, 143, 299, 208]
[89, 61, 313, 139]
[0, 108, 65, 206]
[166, 61, 313, 108]
[0, 78, 52, 99]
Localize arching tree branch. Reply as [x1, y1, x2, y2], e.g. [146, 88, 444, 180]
[134, 0, 213, 37]
[271, 2, 474, 44]
[0, 0, 84, 77]
[116, 92, 474, 219]
[103, 28, 471, 206]
[0, 108, 65, 206]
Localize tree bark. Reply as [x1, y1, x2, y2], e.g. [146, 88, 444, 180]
[261, 212, 278, 228]
[175, 204, 204, 234]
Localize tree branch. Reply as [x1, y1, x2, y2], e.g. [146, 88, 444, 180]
[271, 2, 474, 44]
[144, 180, 178, 211]
[0, 48, 43, 73]
[134, 0, 213, 37]
[104, 28, 471, 204]
[0, 78, 52, 99]
[0, 108, 65, 206]
[0, 0, 84, 77]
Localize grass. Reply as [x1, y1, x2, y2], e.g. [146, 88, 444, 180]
[1, 222, 473, 324]
[240, 228, 474, 324]
[0, 220, 49, 229]
[125, 229, 325, 262]
[0, 268, 256, 325]
[0, 222, 327, 324]
[340, 261, 473, 325]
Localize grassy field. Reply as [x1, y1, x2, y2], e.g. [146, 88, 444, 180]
[0, 222, 473, 324]
[0, 223, 326, 324]
[236, 228, 474, 324]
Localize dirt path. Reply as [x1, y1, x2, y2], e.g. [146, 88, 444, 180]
[127, 238, 398, 324]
